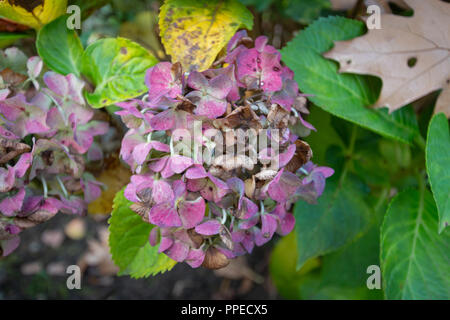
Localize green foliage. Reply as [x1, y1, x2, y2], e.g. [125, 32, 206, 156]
[81, 37, 158, 108]
[108, 189, 177, 278]
[37, 15, 84, 77]
[0, 32, 30, 49]
[381, 188, 450, 299]
[281, 16, 421, 144]
[294, 175, 372, 269]
[426, 113, 450, 233]
[284, 0, 331, 24]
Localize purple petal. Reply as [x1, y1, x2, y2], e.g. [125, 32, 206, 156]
[185, 165, 207, 179]
[159, 236, 174, 253]
[165, 241, 189, 262]
[149, 227, 160, 247]
[152, 179, 174, 204]
[150, 202, 182, 227]
[0, 188, 25, 216]
[185, 248, 205, 268]
[178, 197, 205, 229]
[195, 219, 221, 235]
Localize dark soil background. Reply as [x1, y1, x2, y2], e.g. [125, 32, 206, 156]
[0, 214, 280, 300]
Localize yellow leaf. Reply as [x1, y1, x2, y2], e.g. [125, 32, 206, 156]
[88, 161, 131, 215]
[324, 0, 450, 117]
[0, 0, 67, 29]
[159, 0, 253, 72]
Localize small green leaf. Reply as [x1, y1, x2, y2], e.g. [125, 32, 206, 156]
[159, 0, 253, 72]
[37, 15, 84, 76]
[381, 188, 450, 299]
[294, 173, 372, 269]
[108, 189, 176, 278]
[281, 16, 420, 144]
[81, 37, 158, 108]
[0, 32, 30, 49]
[284, 0, 331, 25]
[426, 113, 450, 233]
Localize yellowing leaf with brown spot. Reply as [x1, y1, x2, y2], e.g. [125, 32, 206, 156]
[88, 162, 131, 215]
[159, 0, 253, 72]
[0, 0, 67, 30]
[324, 0, 450, 118]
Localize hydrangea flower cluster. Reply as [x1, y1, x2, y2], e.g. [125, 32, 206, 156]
[118, 31, 333, 269]
[0, 49, 109, 256]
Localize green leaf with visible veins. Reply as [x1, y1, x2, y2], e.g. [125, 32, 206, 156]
[281, 16, 420, 144]
[108, 189, 176, 278]
[81, 37, 158, 108]
[293, 173, 372, 269]
[381, 188, 450, 299]
[426, 113, 450, 233]
[37, 15, 84, 77]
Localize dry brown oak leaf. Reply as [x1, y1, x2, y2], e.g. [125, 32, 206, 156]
[324, 0, 450, 118]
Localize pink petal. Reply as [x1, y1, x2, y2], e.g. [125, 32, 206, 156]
[165, 241, 189, 262]
[0, 188, 25, 216]
[178, 197, 205, 229]
[149, 109, 175, 131]
[158, 236, 174, 253]
[185, 165, 207, 179]
[152, 179, 174, 204]
[149, 227, 160, 247]
[150, 202, 182, 227]
[185, 248, 205, 268]
[195, 219, 222, 235]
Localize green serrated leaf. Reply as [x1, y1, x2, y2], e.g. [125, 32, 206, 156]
[37, 15, 84, 77]
[108, 189, 176, 278]
[81, 37, 158, 108]
[293, 173, 372, 269]
[426, 113, 450, 233]
[381, 188, 450, 299]
[159, 0, 253, 72]
[281, 16, 420, 144]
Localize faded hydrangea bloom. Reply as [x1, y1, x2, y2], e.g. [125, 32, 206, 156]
[0, 49, 109, 256]
[118, 31, 333, 269]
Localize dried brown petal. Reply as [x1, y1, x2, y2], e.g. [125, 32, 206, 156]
[213, 105, 262, 131]
[0, 138, 31, 164]
[202, 247, 229, 270]
[244, 176, 256, 199]
[213, 154, 255, 171]
[0, 68, 27, 87]
[13, 210, 57, 229]
[267, 104, 290, 128]
[285, 140, 312, 173]
[219, 225, 234, 251]
[187, 229, 204, 249]
[130, 203, 151, 223]
[254, 169, 278, 180]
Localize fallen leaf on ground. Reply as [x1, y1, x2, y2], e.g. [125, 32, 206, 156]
[87, 160, 131, 215]
[214, 256, 264, 283]
[64, 218, 86, 240]
[41, 229, 65, 249]
[324, 0, 450, 117]
[78, 226, 119, 276]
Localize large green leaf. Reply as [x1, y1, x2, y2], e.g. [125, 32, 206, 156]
[381, 188, 450, 299]
[159, 0, 253, 72]
[108, 189, 176, 278]
[81, 37, 158, 108]
[37, 15, 84, 77]
[293, 173, 372, 269]
[270, 230, 382, 300]
[281, 16, 420, 144]
[426, 113, 450, 233]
